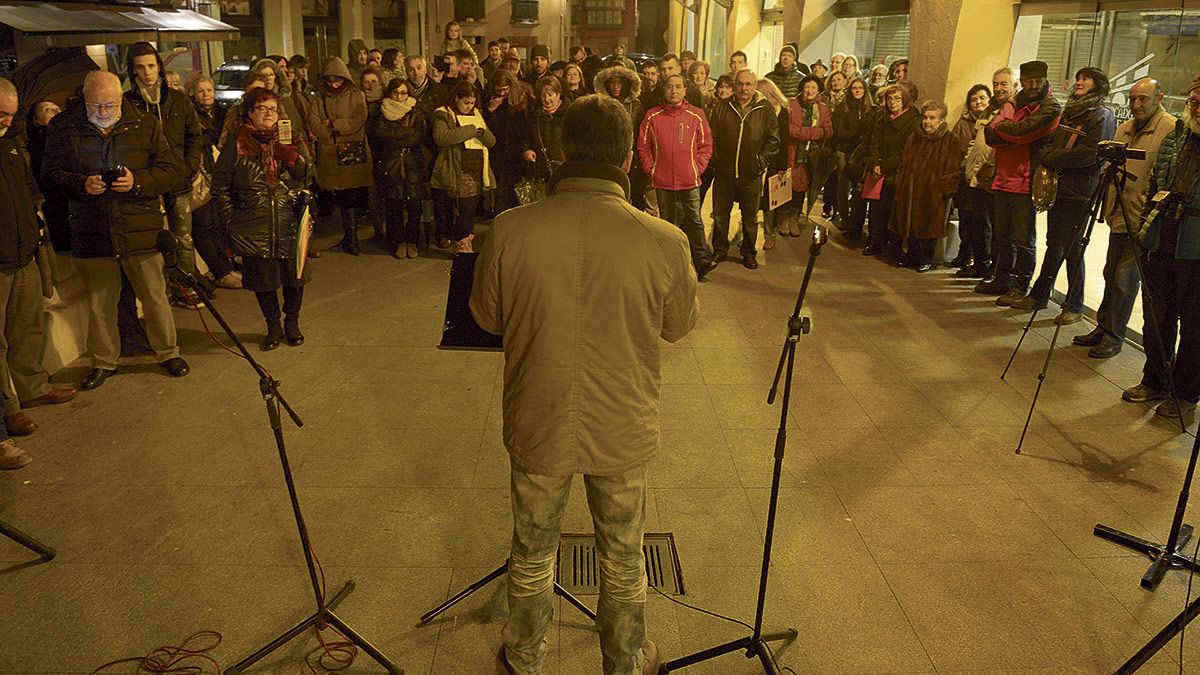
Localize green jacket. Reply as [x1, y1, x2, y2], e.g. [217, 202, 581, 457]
[1143, 122, 1200, 260]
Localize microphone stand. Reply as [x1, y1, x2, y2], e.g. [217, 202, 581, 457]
[0, 518, 55, 562]
[657, 227, 822, 674]
[164, 262, 402, 674]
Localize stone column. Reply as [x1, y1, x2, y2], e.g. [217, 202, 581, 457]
[263, 0, 304, 57]
[784, 0, 838, 67]
[339, 0, 376, 53]
[909, 0, 1016, 111]
[729, 0, 762, 74]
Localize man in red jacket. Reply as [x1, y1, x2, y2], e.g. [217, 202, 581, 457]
[982, 60, 1061, 305]
[638, 74, 714, 279]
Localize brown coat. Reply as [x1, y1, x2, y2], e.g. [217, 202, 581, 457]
[892, 125, 964, 240]
[308, 57, 373, 191]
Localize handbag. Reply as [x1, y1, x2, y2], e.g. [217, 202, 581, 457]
[33, 215, 56, 300]
[190, 166, 212, 208]
[1032, 124, 1079, 212]
[514, 175, 546, 205]
[322, 98, 369, 166]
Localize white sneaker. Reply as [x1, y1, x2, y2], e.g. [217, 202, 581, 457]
[635, 640, 659, 675]
[0, 438, 31, 469]
[215, 272, 243, 289]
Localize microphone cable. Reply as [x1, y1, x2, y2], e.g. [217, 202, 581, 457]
[89, 630, 222, 674]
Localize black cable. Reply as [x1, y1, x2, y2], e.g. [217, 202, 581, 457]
[649, 584, 752, 631]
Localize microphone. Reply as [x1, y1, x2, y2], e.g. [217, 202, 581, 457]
[157, 230, 181, 274]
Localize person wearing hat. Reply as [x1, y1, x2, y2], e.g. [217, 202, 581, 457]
[810, 60, 829, 79]
[1010, 66, 1116, 324]
[1120, 73, 1200, 422]
[523, 44, 552, 86]
[766, 45, 804, 99]
[983, 59, 1061, 305]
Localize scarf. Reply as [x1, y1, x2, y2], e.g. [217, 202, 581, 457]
[919, 121, 949, 140]
[382, 96, 416, 121]
[440, 106, 493, 189]
[800, 99, 821, 151]
[826, 89, 846, 109]
[1062, 91, 1104, 122]
[365, 87, 382, 103]
[889, 106, 909, 121]
[410, 77, 430, 100]
[236, 123, 298, 188]
[138, 82, 162, 107]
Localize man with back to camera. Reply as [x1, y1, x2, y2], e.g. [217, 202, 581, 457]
[41, 71, 189, 390]
[470, 94, 699, 675]
[1072, 77, 1176, 358]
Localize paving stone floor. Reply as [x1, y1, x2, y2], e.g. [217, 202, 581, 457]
[2, 218, 1200, 674]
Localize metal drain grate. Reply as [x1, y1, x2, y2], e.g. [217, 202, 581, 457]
[557, 533, 684, 596]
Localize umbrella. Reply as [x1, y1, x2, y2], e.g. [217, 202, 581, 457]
[11, 47, 99, 111]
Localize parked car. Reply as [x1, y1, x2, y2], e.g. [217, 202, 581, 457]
[212, 59, 251, 109]
[602, 52, 660, 72]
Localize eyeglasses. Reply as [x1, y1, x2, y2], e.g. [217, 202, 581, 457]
[252, 105, 280, 116]
[85, 102, 120, 112]
[1187, 98, 1200, 109]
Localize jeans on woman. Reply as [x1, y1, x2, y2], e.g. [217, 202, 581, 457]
[384, 196, 422, 249]
[1028, 198, 1089, 312]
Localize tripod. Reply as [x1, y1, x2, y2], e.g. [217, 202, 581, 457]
[656, 228, 823, 674]
[419, 558, 596, 625]
[0, 519, 55, 562]
[164, 264, 401, 674]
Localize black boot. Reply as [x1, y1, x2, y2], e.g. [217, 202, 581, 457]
[283, 286, 304, 346]
[339, 206, 361, 255]
[256, 291, 283, 351]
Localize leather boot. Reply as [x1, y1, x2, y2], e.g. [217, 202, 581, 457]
[340, 207, 361, 255]
[283, 286, 305, 346]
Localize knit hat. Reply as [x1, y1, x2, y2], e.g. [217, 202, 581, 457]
[780, 44, 797, 59]
[531, 44, 550, 61]
[1190, 74, 1200, 94]
[1020, 60, 1048, 79]
[1074, 66, 1109, 97]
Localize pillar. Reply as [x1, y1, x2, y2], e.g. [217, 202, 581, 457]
[263, 0, 304, 58]
[784, 0, 838, 67]
[339, 0, 375, 54]
[909, 0, 1017, 110]
[729, 0, 762, 74]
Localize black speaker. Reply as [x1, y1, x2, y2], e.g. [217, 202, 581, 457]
[440, 252, 502, 351]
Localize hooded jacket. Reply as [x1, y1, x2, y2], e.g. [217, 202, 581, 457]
[637, 99, 712, 191]
[123, 47, 202, 194]
[0, 131, 44, 270]
[594, 66, 643, 129]
[41, 101, 183, 258]
[984, 84, 1061, 194]
[708, 92, 780, 180]
[346, 39, 368, 75]
[308, 57, 373, 191]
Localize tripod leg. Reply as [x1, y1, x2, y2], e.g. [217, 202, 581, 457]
[324, 611, 404, 674]
[659, 636, 753, 673]
[225, 581, 357, 674]
[420, 561, 509, 624]
[1117, 594, 1200, 675]
[1002, 309, 1041, 381]
[0, 519, 56, 561]
[554, 582, 598, 621]
[1016, 319, 1064, 454]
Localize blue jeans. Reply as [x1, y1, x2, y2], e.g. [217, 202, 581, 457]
[504, 461, 649, 675]
[1096, 231, 1141, 341]
[1029, 198, 1089, 312]
[711, 174, 763, 257]
[992, 191, 1037, 293]
[657, 188, 709, 273]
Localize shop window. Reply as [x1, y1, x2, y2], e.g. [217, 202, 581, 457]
[301, 0, 334, 16]
[455, 0, 486, 22]
[586, 0, 624, 29]
[512, 0, 539, 24]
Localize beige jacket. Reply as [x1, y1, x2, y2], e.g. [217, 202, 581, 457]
[1107, 108, 1177, 233]
[470, 162, 700, 477]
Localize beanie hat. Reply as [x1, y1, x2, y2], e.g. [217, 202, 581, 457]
[531, 44, 550, 61]
[1190, 73, 1200, 94]
[1074, 66, 1109, 97]
[1020, 60, 1048, 79]
[780, 45, 797, 59]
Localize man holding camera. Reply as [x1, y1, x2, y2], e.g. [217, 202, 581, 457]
[1121, 75, 1200, 422]
[471, 95, 698, 675]
[42, 71, 188, 390]
[1074, 77, 1176, 358]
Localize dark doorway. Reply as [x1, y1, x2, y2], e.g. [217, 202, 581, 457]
[636, 0, 669, 55]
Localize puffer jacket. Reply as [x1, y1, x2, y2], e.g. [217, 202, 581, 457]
[211, 126, 314, 259]
[0, 131, 43, 270]
[41, 102, 183, 258]
[1142, 122, 1200, 260]
[1036, 98, 1116, 203]
[637, 100, 712, 190]
[124, 54, 202, 194]
[765, 63, 804, 99]
[708, 93, 780, 180]
[865, 106, 919, 184]
[368, 102, 431, 199]
[985, 84, 1061, 194]
[308, 56, 373, 191]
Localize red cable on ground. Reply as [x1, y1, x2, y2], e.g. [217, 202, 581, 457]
[90, 630, 222, 674]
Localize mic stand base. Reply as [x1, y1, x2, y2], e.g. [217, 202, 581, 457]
[420, 558, 597, 625]
[1093, 524, 1200, 589]
[659, 630, 799, 674]
[0, 518, 55, 562]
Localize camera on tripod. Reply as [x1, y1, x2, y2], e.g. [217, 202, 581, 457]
[1098, 140, 1147, 163]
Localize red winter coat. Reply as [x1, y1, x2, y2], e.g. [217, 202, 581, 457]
[637, 101, 713, 191]
[786, 98, 833, 192]
[984, 89, 1061, 195]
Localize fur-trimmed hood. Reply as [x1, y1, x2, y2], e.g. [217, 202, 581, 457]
[593, 66, 641, 104]
[251, 57, 294, 99]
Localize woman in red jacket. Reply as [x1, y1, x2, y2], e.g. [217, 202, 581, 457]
[787, 74, 833, 235]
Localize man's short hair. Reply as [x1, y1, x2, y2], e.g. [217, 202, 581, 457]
[456, 48, 475, 63]
[664, 74, 685, 86]
[641, 61, 657, 73]
[0, 77, 16, 101]
[405, 54, 425, 68]
[680, 50, 696, 60]
[993, 67, 1013, 79]
[660, 52, 679, 65]
[731, 50, 747, 61]
[734, 67, 757, 81]
[488, 40, 499, 49]
[562, 94, 631, 166]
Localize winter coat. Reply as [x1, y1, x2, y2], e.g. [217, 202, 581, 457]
[212, 125, 314, 259]
[308, 57, 373, 191]
[1035, 98, 1116, 203]
[410, 77, 449, 117]
[766, 64, 804, 100]
[954, 109, 996, 190]
[846, 106, 882, 180]
[1105, 109, 1177, 233]
[252, 58, 312, 153]
[484, 95, 529, 183]
[708, 93, 780, 180]
[985, 86, 1061, 194]
[865, 106, 919, 185]
[41, 102, 183, 258]
[787, 98, 833, 191]
[594, 67, 643, 130]
[0, 132, 43, 270]
[523, 104, 567, 180]
[468, 160, 698, 477]
[124, 78, 202, 195]
[368, 102, 431, 200]
[430, 106, 497, 194]
[28, 122, 69, 251]
[831, 98, 870, 156]
[893, 125, 965, 240]
[637, 101, 712, 191]
[1142, 123, 1200, 260]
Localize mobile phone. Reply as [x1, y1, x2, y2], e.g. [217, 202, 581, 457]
[101, 165, 125, 186]
[278, 118, 293, 144]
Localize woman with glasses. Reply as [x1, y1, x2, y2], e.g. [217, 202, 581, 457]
[213, 88, 314, 351]
[483, 70, 529, 214]
[368, 78, 430, 259]
[432, 81, 496, 253]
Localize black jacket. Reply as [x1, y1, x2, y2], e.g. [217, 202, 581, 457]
[866, 106, 920, 182]
[368, 104, 432, 198]
[125, 82, 203, 193]
[524, 105, 568, 179]
[41, 102, 183, 258]
[708, 94, 780, 180]
[1037, 101, 1117, 203]
[832, 99, 871, 156]
[483, 96, 529, 181]
[212, 129, 314, 259]
[0, 133, 43, 270]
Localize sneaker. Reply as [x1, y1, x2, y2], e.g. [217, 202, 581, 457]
[996, 290, 1024, 307]
[1010, 295, 1048, 311]
[215, 272, 243, 289]
[1055, 310, 1083, 326]
[763, 237, 776, 250]
[635, 640, 660, 675]
[406, 243, 419, 259]
[0, 438, 31, 469]
[1156, 398, 1197, 420]
[1123, 384, 1168, 403]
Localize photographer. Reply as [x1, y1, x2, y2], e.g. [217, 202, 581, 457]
[470, 94, 698, 675]
[1010, 67, 1115, 325]
[41, 71, 188, 390]
[1121, 75, 1200, 421]
[1074, 77, 1176, 358]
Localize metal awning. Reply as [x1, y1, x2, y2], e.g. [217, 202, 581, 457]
[0, 2, 239, 47]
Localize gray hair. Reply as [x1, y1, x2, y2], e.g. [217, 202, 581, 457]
[562, 94, 632, 166]
[404, 54, 425, 68]
[0, 77, 16, 101]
